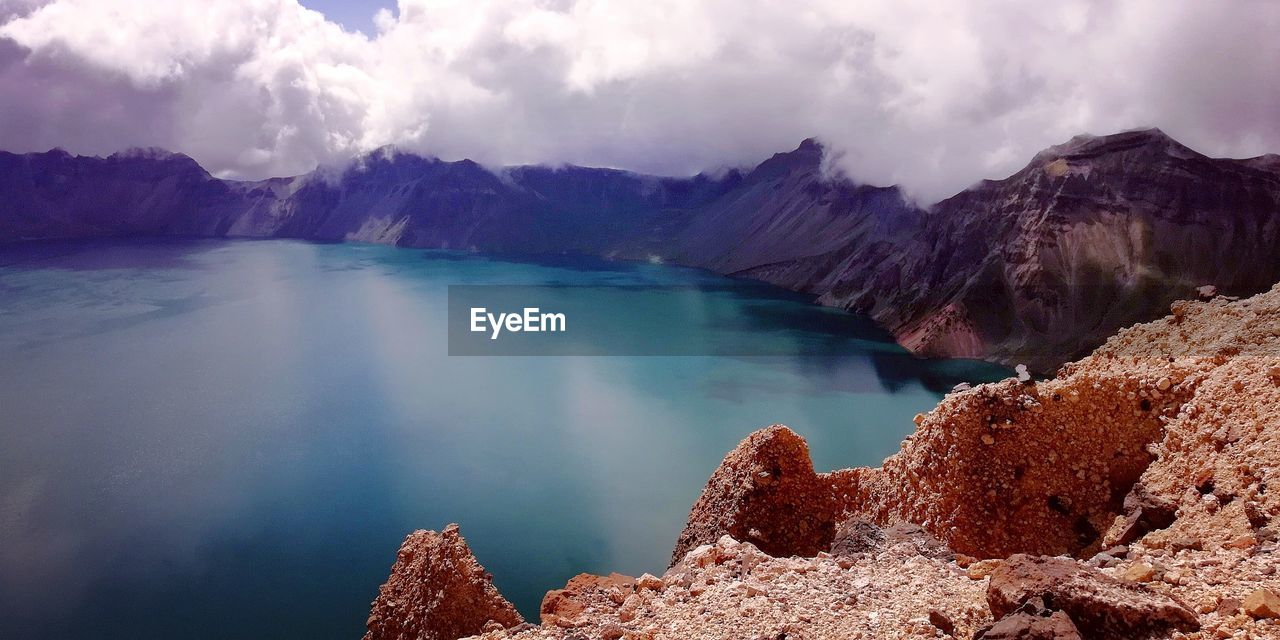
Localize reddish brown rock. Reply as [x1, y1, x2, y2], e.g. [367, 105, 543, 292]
[1243, 588, 1280, 619]
[1094, 291, 1280, 552]
[927, 608, 956, 636]
[539, 572, 636, 626]
[363, 524, 522, 640]
[473, 535, 994, 640]
[671, 425, 841, 563]
[1106, 482, 1179, 547]
[390, 287, 1280, 640]
[986, 555, 1197, 638]
[975, 600, 1083, 640]
[846, 370, 1181, 559]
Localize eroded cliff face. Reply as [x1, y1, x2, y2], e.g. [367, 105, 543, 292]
[369, 284, 1280, 640]
[746, 129, 1280, 370]
[673, 283, 1280, 566]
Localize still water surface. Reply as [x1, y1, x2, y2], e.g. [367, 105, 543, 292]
[0, 239, 1007, 639]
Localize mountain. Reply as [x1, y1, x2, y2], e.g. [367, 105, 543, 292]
[662, 138, 920, 273]
[3, 130, 1279, 369]
[0, 148, 248, 240]
[742, 129, 1280, 369]
[225, 149, 742, 255]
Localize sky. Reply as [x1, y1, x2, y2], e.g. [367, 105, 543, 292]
[0, 0, 1278, 202]
[297, 0, 387, 35]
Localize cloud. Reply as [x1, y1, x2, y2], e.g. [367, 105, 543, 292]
[0, 0, 1277, 201]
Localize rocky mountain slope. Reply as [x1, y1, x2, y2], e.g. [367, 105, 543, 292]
[364, 283, 1280, 640]
[3, 130, 1279, 369]
[0, 148, 249, 239]
[744, 129, 1280, 369]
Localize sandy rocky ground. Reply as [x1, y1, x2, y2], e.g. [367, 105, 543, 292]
[364, 285, 1280, 639]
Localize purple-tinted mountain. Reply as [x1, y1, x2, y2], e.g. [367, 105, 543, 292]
[743, 129, 1280, 369]
[0, 148, 249, 240]
[3, 130, 1280, 368]
[0, 137, 914, 273]
[230, 150, 745, 255]
[666, 139, 920, 273]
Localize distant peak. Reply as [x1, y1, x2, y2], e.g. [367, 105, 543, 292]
[355, 144, 436, 163]
[108, 147, 192, 162]
[1035, 128, 1200, 165]
[742, 137, 825, 183]
[796, 137, 823, 152]
[104, 147, 208, 175]
[341, 145, 442, 175]
[363, 144, 408, 161]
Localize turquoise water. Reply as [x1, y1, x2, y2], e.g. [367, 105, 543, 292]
[0, 239, 1007, 639]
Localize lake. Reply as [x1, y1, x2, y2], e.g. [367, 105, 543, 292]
[0, 238, 1007, 639]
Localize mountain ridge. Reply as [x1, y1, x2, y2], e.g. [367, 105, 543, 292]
[3, 129, 1279, 369]
[740, 128, 1280, 369]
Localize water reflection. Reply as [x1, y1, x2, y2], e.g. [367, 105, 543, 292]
[0, 239, 1008, 639]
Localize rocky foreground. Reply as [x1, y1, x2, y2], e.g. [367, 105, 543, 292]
[364, 284, 1280, 639]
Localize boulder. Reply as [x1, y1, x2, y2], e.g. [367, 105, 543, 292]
[975, 600, 1083, 640]
[881, 521, 954, 560]
[364, 525, 522, 640]
[830, 517, 954, 561]
[829, 517, 885, 556]
[1243, 588, 1280, 619]
[987, 555, 1197, 638]
[1105, 482, 1178, 546]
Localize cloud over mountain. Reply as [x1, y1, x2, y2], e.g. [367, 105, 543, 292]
[1, 0, 1278, 201]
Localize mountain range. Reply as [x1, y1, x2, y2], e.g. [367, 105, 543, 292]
[3, 129, 1279, 369]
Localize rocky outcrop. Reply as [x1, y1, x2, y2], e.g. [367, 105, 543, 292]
[670, 425, 846, 563]
[367, 284, 1280, 640]
[846, 370, 1186, 559]
[364, 525, 523, 640]
[832, 285, 1280, 561]
[1095, 295, 1280, 555]
[671, 363, 1189, 560]
[662, 285, 1280, 637]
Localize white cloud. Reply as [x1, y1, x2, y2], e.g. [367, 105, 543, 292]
[0, 0, 1277, 201]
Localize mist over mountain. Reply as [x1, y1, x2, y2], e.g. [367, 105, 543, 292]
[4, 129, 1280, 368]
[2, 1, 1279, 202]
[743, 129, 1280, 369]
